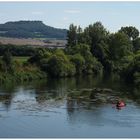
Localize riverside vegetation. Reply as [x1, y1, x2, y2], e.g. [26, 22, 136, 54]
[0, 22, 140, 87]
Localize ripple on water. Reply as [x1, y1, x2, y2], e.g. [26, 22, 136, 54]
[12, 98, 65, 118]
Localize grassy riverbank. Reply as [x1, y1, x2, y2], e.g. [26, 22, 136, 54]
[0, 55, 47, 83]
[0, 68, 47, 84]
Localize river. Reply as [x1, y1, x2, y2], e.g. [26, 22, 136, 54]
[0, 75, 140, 138]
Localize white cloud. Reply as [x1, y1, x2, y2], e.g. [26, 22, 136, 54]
[31, 11, 44, 15]
[65, 10, 81, 14]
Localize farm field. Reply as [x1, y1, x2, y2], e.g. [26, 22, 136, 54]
[0, 37, 67, 48]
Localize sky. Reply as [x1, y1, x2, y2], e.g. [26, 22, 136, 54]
[0, 1, 140, 32]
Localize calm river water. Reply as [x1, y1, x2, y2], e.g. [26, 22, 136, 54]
[0, 75, 140, 138]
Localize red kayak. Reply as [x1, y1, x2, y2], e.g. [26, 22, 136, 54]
[116, 101, 126, 107]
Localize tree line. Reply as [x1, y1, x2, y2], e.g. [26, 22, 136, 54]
[67, 22, 140, 86]
[0, 44, 36, 56]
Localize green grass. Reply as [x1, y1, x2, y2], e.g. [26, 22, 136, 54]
[13, 56, 29, 63]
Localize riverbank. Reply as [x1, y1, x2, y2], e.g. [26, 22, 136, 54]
[0, 66, 47, 84]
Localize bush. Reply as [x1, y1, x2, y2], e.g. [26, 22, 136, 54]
[70, 53, 85, 74]
[44, 50, 76, 77]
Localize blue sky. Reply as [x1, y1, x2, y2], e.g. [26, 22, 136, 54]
[0, 2, 140, 32]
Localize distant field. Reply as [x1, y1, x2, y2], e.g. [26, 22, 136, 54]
[14, 56, 29, 63]
[0, 37, 67, 48]
[0, 56, 29, 63]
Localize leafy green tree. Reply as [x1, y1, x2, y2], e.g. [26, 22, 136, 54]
[67, 24, 77, 47]
[2, 50, 14, 73]
[67, 43, 103, 74]
[133, 37, 140, 52]
[92, 57, 103, 75]
[2, 50, 12, 66]
[109, 32, 133, 61]
[93, 40, 109, 64]
[81, 27, 91, 45]
[77, 25, 84, 44]
[119, 26, 139, 40]
[84, 22, 109, 66]
[70, 53, 85, 74]
[45, 50, 76, 77]
[89, 22, 108, 45]
[121, 51, 140, 86]
[28, 48, 52, 65]
[108, 32, 133, 72]
[66, 43, 91, 56]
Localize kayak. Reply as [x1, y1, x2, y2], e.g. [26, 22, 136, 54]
[116, 102, 126, 107]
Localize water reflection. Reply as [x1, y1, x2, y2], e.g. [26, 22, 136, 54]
[0, 75, 139, 137]
[0, 94, 13, 110]
[0, 75, 139, 110]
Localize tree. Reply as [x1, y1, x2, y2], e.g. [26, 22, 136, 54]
[70, 53, 85, 74]
[108, 32, 133, 72]
[109, 32, 133, 61]
[119, 26, 139, 40]
[67, 24, 77, 47]
[92, 57, 103, 75]
[28, 48, 52, 65]
[2, 50, 14, 72]
[67, 43, 103, 75]
[87, 22, 108, 46]
[93, 40, 109, 64]
[84, 22, 109, 64]
[133, 37, 140, 52]
[121, 51, 140, 86]
[66, 43, 91, 56]
[82, 27, 92, 45]
[77, 25, 83, 44]
[45, 50, 76, 77]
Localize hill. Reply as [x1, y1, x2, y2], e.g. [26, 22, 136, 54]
[0, 20, 67, 39]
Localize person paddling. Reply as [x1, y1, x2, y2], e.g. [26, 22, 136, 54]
[116, 100, 126, 108]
